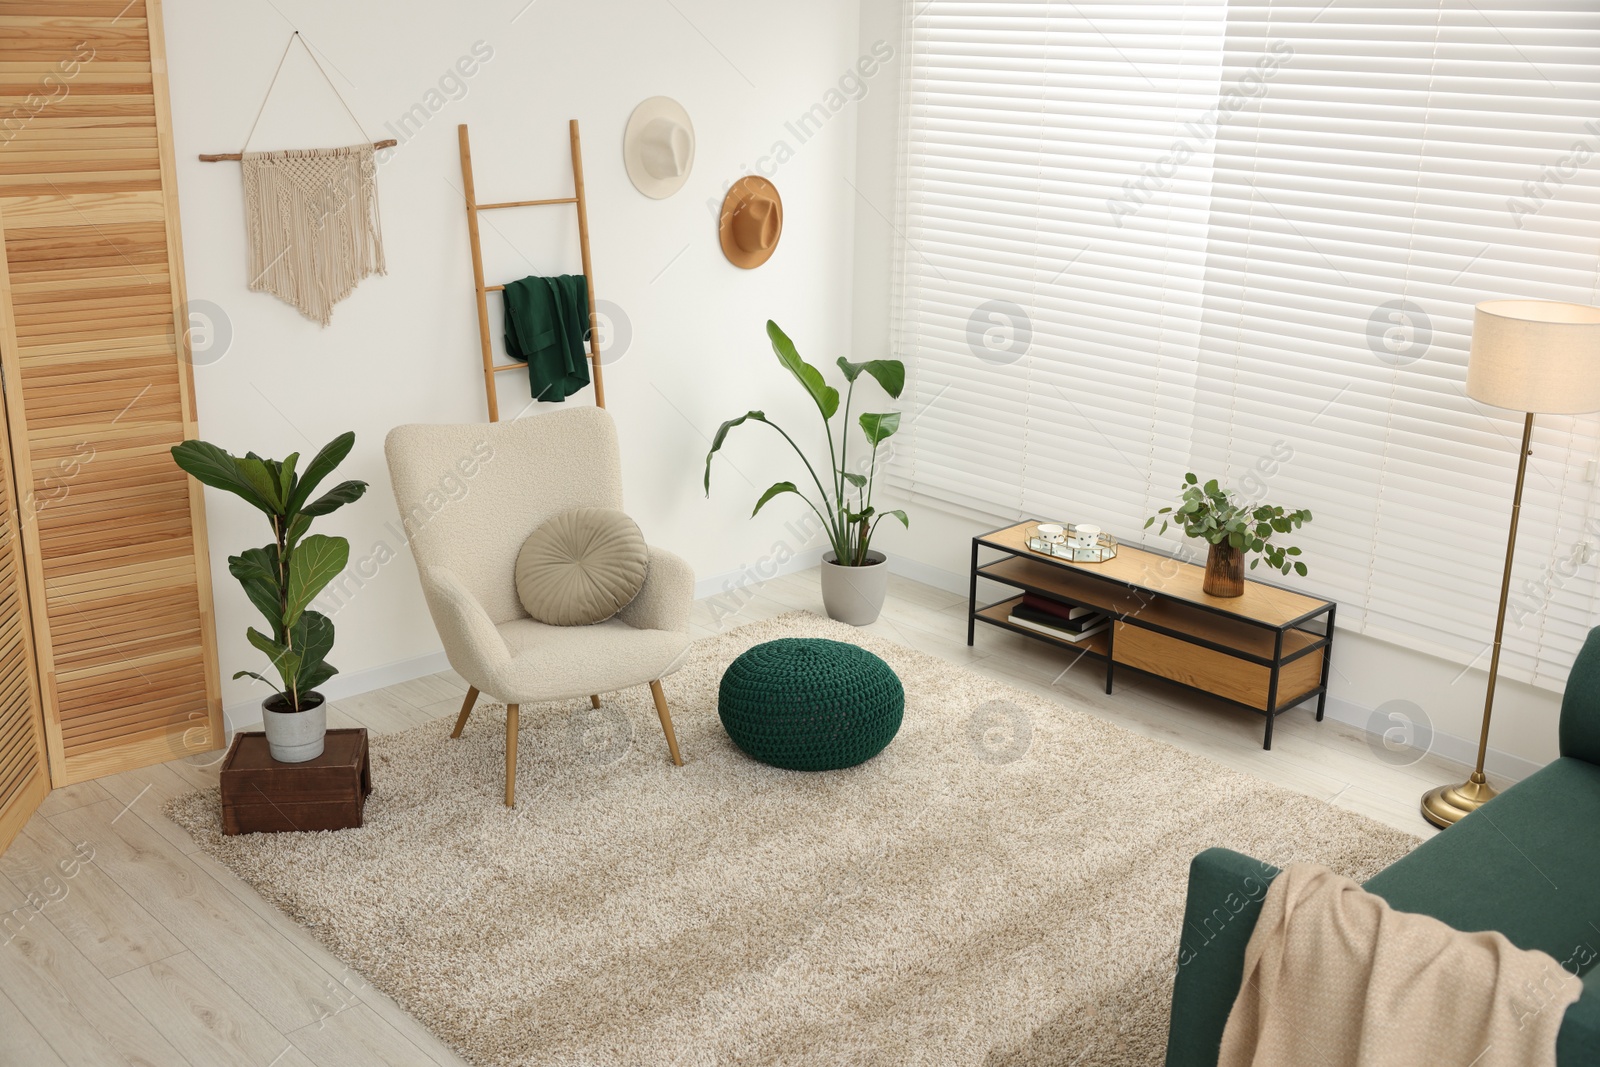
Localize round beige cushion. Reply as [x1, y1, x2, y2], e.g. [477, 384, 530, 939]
[515, 507, 649, 626]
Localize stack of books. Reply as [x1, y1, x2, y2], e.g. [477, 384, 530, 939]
[1006, 594, 1109, 643]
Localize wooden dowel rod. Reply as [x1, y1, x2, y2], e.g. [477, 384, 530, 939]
[458, 124, 500, 423]
[570, 118, 605, 409]
[492, 364, 523, 372]
[198, 138, 397, 162]
[484, 284, 504, 292]
[478, 197, 578, 210]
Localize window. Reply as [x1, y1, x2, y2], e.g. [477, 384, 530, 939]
[892, 0, 1600, 687]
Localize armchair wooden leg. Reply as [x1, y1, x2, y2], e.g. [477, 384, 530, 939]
[590, 694, 601, 709]
[505, 704, 520, 807]
[451, 686, 479, 738]
[648, 680, 684, 767]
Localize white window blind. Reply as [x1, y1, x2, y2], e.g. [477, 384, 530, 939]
[890, 1, 1227, 533]
[892, 0, 1600, 688]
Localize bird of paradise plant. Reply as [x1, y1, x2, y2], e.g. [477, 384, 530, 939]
[705, 320, 909, 566]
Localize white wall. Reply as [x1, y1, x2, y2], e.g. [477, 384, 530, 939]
[166, 0, 1569, 780]
[848, 0, 1563, 779]
[162, 0, 878, 714]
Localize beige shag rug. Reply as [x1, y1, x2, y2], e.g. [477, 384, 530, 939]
[170, 612, 1418, 1066]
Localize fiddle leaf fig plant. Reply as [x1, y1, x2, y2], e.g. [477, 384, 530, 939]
[171, 432, 368, 710]
[705, 320, 909, 566]
[1146, 473, 1312, 576]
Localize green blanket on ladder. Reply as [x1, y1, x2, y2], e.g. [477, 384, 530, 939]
[503, 274, 591, 403]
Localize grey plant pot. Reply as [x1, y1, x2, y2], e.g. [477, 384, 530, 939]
[820, 550, 889, 626]
[261, 691, 328, 763]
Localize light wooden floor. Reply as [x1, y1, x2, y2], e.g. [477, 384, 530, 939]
[0, 569, 1461, 1067]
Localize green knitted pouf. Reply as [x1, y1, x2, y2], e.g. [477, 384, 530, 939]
[717, 637, 904, 771]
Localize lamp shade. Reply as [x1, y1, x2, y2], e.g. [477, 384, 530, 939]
[1466, 300, 1600, 414]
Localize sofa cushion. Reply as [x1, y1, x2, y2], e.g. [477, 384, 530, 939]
[1363, 756, 1600, 974]
[1561, 627, 1600, 765]
[514, 507, 648, 626]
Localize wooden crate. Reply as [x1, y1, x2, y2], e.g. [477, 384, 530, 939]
[220, 728, 371, 835]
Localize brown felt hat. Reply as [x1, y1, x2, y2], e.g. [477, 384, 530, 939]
[718, 176, 782, 269]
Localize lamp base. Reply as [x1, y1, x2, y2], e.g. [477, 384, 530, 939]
[1420, 771, 1498, 829]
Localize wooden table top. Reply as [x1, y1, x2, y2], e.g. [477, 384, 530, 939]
[222, 728, 368, 774]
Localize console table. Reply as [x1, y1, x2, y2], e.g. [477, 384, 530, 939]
[968, 521, 1336, 748]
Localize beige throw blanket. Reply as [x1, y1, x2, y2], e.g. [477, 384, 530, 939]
[1219, 864, 1582, 1067]
[240, 144, 385, 326]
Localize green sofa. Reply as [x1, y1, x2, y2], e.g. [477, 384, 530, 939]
[1164, 627, 1600, 1066]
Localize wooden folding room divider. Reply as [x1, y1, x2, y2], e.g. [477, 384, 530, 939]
[457, 120, 607, 419]
[0, 0, 221, 846]
[0, 368, 48, 855]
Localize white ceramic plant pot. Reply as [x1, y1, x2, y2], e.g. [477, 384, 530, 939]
[820, 550, 889, 626]
[261, 691, 328, 763]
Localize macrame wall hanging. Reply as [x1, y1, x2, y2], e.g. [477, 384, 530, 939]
[200, 33, 393, 326]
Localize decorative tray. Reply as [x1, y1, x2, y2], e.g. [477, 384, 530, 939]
[1025, 522, 1118, 563]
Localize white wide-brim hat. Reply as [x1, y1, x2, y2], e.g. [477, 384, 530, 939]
[623, 96, 694, 199]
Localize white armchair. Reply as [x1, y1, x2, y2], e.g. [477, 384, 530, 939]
[384, 407, 693, 806]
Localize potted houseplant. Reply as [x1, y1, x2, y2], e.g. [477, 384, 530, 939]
[172, 432, 368, 762]
[1145, 474, 1311, 597]
[705, 320, 908, 625]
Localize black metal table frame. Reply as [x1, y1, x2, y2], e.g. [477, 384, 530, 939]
[967, 522, 1337, 750]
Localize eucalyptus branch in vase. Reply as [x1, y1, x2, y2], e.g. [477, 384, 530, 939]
[1146, 473, 1311, 597]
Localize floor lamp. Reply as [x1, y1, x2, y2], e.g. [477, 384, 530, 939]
[1422, 299, 1600, 829]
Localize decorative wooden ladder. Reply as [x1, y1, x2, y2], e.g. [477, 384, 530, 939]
[456, 120, 606, 420]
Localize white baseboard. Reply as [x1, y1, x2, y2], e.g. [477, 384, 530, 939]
[222, 650, 452, 734]
[268, 552, 1547, 787]
[222, 547, 834, 731]
[886, 555, 1545, 785]
[692, 544, 830, 601]
[887, 553, 968, 597]
[1318, 696, 1541, 784]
